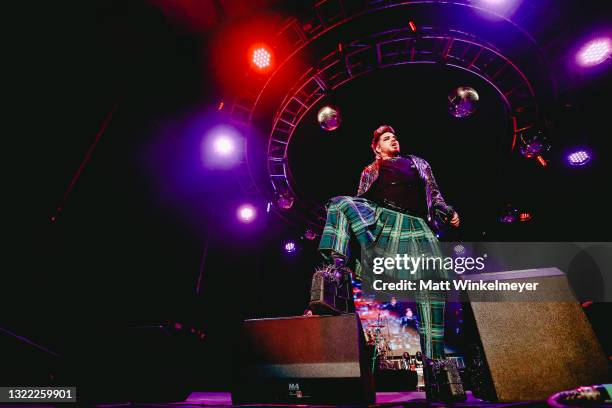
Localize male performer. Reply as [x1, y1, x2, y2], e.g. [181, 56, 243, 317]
[400, 307, 420, 332]
[314, 124, 459, 359]
[381, 296, 402, 317]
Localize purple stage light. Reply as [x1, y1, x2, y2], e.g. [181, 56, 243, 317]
[213, 136, 234, 156]
[201, 125, 243, 168]
[237, 204, 256, 223]
[453, 244, 466, 255]
[473, 0, 524, 20]
[577, 38, 611, 67]
[284, 241, 296, 253]
[475, 0, 521, 16]
[500, 206, 518, 223]
[567, 150, 591, 166]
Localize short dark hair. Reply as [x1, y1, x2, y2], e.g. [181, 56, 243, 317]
[371, 124, 396, 154]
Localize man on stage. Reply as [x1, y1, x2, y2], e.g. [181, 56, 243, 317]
[313, 124, 460, 360]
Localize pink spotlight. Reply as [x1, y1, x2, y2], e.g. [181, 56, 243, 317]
[577, 38, 612, 67]
[237, 204, 256, 223]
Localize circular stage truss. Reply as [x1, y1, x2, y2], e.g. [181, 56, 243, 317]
[229, 0, 554, 228]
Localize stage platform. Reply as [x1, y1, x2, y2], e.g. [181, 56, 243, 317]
[65, 391, 548, 407]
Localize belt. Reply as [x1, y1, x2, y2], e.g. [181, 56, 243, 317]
[381, 198, 412, 214]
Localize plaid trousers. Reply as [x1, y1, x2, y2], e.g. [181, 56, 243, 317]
[319, 195, 447, 358]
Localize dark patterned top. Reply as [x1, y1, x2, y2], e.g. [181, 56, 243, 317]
[357, 155, 453, 227]
[364, 156, 427, 219]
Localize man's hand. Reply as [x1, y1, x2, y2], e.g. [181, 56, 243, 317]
[450, 212, 460, 227]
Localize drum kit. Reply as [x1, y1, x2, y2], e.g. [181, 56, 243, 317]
[364, 316, 397, 371]
[365, 316, 426, 375]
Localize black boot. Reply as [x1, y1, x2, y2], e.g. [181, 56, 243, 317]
[423, 357, 466, 402]
[309, 263, 355, 315]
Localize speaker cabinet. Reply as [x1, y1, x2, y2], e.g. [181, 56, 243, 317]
[462, 268, 608, 402]
[232, 314, 374, 404]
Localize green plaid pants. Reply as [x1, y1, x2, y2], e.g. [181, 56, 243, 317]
[319, 195, 447, 358]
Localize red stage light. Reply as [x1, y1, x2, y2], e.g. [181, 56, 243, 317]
[409, 21, 417, 32]
[519, 213, 532, 222]
[536, 155, 547, 167]
[251, 47, 271, 69]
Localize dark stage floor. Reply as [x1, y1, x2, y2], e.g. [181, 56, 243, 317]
[10, 391, 550, 407]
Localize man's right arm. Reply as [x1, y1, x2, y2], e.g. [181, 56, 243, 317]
[357, 166, 371, 196]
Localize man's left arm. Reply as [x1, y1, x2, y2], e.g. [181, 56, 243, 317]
[422, 160, 460, 227]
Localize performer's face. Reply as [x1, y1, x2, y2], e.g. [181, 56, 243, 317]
[376, 132, 400, 157]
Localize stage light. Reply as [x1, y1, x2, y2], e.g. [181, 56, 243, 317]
[304, 229, 317, 241]
[475, 0, 521, 18]
[237, 204, 256, 223]
[500, 206, 518, 223]
[536, 155, 548, 167]
[453, 244, 466, 255]
[317, 105, 342, 131]
[409, 21, 417, 32]
[276, 193, 295, 210]
[252, 47, 271, 69]
[577, 38, 611, 67]
[519, 213, 532, 222]
[567, 150, 591, 166]
[202, 125, 243, 168]
[519, 129, 550, 159]
[284, 241, 297, 253]
[213, 136, 234, 156]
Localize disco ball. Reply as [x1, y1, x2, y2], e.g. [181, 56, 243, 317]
[317, 106, 341, 131]
[448, 86, 479, 118]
